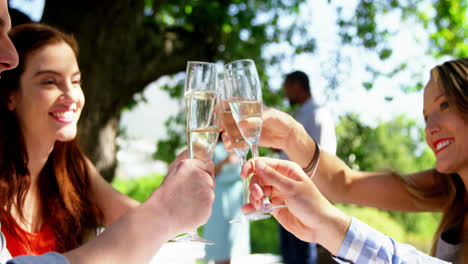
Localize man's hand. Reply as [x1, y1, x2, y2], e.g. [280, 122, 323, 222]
[258, 107, 299, 150]
[222, 106, 297, 151]
[167, 149, 189, 174]
[153, 158, 215, 235]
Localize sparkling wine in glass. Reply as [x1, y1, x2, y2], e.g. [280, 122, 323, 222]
[187, 90, 219, 160]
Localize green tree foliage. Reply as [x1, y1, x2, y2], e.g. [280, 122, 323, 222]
[336, 0, 468, 93]
[339, 0, 468, 58]
[336, 113, 435, 172]
[428, 0, 468, 58]
[146, 0, 313, 99]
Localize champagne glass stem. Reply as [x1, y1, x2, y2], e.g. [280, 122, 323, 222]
[239, 154, 249, 204]
[251, 143, 259, 158]
[250, 143, 272, 208]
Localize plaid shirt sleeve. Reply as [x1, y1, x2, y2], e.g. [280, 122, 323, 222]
[333, 217, 452, 264]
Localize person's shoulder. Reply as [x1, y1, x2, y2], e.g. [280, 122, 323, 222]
[316, 106, 331, 114]
[299, 99, 317, 112]
[304, 99, 327, 111]
[312, 104, 332, 117]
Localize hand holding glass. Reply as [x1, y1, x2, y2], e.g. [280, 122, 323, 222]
[224, 59, 286, 221]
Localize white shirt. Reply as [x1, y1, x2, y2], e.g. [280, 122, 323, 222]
[0, 223, 12, 264]
[280, 98, 337, 160]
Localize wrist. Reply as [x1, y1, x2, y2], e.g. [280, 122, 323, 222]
[315, 207, 352, 256]
[65, 193, 174, 264]
[283, 123, 316, 169]
[302, 137, 320, 178]
[145, 190, 177, 238]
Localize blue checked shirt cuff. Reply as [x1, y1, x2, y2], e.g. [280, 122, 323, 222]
[333, 217, 452, 264]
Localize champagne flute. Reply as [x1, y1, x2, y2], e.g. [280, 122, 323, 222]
[219, 77, 270, 223]
[224, 59, 287, 220]
[172, 61, 219, 244]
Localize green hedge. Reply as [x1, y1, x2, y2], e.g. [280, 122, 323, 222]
[250, 217, 280, 254]
[112, 173, 165, 202]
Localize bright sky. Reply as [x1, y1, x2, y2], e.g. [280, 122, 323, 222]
[9, 0, 44, 21]
[10, 0, 443, 144]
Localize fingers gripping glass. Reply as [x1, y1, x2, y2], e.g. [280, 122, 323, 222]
[171, 61, 219, 244]
[224, 59, 286, 222]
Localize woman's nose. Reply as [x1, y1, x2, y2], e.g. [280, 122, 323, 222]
[425, 114, 440, 135]
[0, 35, 19, 73]
[60, 82, 79, 103]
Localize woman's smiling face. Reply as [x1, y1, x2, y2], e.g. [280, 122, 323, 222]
[8, 41, 84, 143]
[424, 77, 468, 175]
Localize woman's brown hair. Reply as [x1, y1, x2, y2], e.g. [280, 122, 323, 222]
[0, 23, 102, 252]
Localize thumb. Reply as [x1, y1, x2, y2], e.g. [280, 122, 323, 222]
[255, 159, 294, 192]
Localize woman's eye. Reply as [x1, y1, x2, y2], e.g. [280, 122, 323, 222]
[440, 101, 449, 110]
[72, 79, 82, 85]
[41, 79, 56, 85]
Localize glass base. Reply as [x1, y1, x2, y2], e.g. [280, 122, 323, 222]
[230, 213, 271, 223]
[169, 232, 214, 245]
[230, 204, 288, 223]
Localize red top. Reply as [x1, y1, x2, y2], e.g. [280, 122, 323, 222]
[1, 219, 58, 257]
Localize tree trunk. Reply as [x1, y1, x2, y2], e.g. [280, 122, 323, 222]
[39, 0, 218, 181]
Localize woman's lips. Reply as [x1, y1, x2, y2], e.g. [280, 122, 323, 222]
[433, 138, 454, 154]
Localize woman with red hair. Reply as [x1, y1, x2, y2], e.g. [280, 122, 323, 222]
[0, 23, 139, 256]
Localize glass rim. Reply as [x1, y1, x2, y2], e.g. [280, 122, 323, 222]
[224, 59, 254, 69]
[187, 61, 216, 66]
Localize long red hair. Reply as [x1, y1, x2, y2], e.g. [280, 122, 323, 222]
[0, 23, 102, 252]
